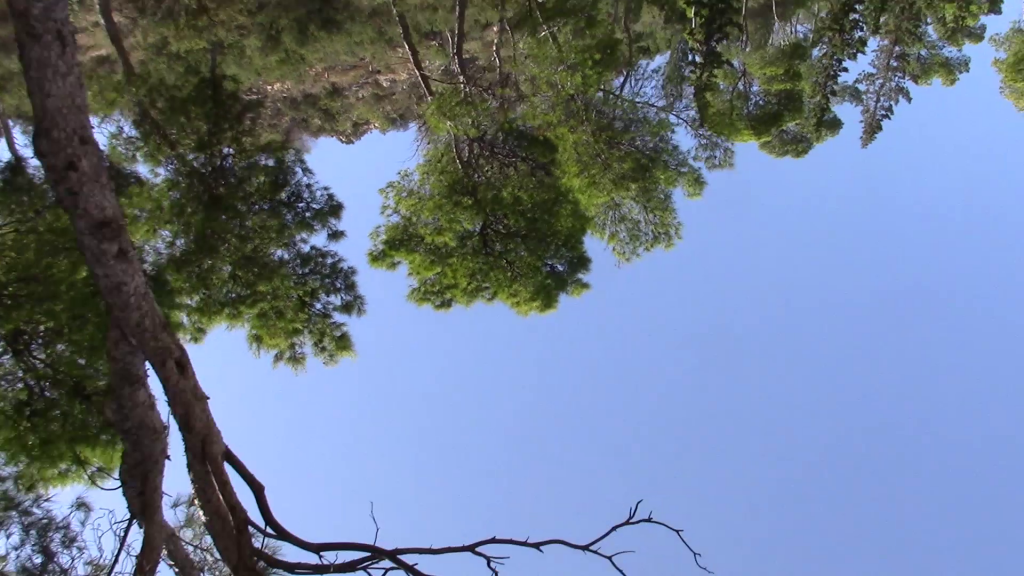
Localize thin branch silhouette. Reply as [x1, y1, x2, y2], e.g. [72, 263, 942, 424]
[226, 447, 710, 576]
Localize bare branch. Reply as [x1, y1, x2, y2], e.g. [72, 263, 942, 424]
[369, 503, 380, 547]
[227, 450, 710, 576]
[106, 516, 135, 576]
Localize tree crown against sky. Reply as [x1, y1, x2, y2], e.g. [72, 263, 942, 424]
[0, 0, 1017, 574]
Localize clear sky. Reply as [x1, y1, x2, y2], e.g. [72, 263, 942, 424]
[93, 10, 1024, 576]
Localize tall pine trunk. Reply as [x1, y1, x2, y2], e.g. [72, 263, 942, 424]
[5, 1, 258, 573]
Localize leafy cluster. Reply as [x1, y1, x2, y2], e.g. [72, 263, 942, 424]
[368, 0, 1001, 312]
[0, 161, 119, 489]
[992, 19, 1024, 110]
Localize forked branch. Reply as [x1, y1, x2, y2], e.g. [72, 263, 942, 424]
[226, 449, 711, 576]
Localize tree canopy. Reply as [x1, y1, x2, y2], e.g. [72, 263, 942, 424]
[0, 48, 365, 487]
[0, 0, 1015, 574]
[0, 0, 1010, 491]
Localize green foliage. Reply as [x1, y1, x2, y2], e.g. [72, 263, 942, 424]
[0, 466, 271, 576]
[855, 0, 987, 146]
[0, 63, 365, 485]
[370, 130, 592, 315]
[991, 21, 1024, 111]
[0, 467, 106, 576]
[0, 162, 119, 489]
[0, 0, 1011, 487]
[554, 98, 695, 262]
[117, 66, 367, 369]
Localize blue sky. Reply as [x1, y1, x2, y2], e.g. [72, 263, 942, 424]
[84, 10, 1023, 576]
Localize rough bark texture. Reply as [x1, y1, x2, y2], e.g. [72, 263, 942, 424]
[6, 1, 257, 574]
[105, 324, 167, 576]
[162, 518, 201, 576]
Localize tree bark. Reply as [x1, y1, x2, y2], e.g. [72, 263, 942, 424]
[162, 519, 201, 576]
[105, 324, 167, 576]
[6, 1, 257, 574]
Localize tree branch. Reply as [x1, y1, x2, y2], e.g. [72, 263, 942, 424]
[161, 520, 201, 576]
[227, 447, 710, 576]
[390, 0, 435, 100]
[106, 516, 134, 576]
[97, 0, 136, 79]
[0, 102, 23, 165]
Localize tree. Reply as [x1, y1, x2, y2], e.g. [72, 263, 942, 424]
[7, 4, 712, 576]
[369, 127, 593, 315]
[992, 17, 1024, 111]
[0, 11, 365, 496]
[370, 0, 709, 312]
[0, 462, 275, 576]
[0, 0, 1013, 573]
[1, 0, 1005, 324]
[1, 465, 110, 576]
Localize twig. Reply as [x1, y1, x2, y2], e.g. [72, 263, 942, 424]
[370, 503, 381, 546]
[106, 516, 135, 576]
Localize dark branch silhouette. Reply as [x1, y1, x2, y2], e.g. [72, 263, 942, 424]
[226, 448, 711, 576]
[106, 516, 135, 576]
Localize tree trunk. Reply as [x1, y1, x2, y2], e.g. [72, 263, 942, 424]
[105, 323, 167, 576]
[97, 0, 136, 79]
[6, 1, 257, 574]
[390, 0, 435, 100]
[454, 0, 470, 87]
[162, 519, 201, 576]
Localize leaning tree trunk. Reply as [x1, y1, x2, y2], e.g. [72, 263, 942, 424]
[104, 323, 170, 576]
[5, 1, 259, 574]
[390, 0, 435, 100]
[105, 324, 201, 576]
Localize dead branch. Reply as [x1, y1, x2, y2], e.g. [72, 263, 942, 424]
[226, 448, 710, 576]
[106, 516, 135, 576]
[369, 503, 380, 547]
